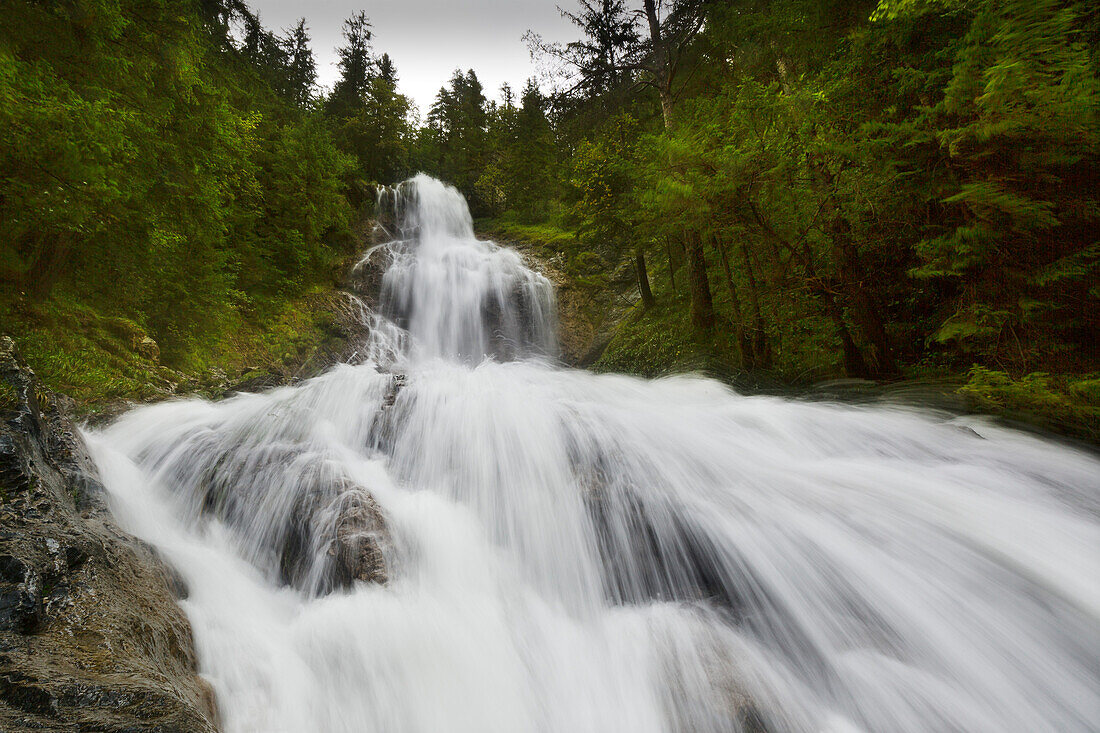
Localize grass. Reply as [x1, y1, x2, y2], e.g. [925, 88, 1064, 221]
[483, 218, 577, 254]
[3, 294, 178, 403]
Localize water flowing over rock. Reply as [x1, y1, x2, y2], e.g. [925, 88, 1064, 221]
[371, 174, 557, 363]
[84, 177, 1100, 733]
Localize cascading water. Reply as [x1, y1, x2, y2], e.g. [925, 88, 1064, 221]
[366, 175, 556, 363]
[86, 175, 1100, 733]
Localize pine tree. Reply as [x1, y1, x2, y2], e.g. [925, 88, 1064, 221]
[327, 12, 373, 119]
[283, 19, 317, 108]
[560, 0, 639, 96]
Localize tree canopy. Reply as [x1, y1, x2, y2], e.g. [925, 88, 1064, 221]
[1, 0, 1096, 432]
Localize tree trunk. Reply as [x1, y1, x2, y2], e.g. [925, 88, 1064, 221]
[645, 0, 713, 333]
[809, 154, 897, 377]
[738, 240, 771, 369]
[643, 0, 673, 130]
[687, 230, 714, 332]
[636, 247, 655, 309]
[656, 83, 674, 130]
[665, 236, 677, 294]
[820, 283, 871, 379]
[788, 234, 871, 378]
[833, 231, 897, 376]
[714, 235, 753, 368]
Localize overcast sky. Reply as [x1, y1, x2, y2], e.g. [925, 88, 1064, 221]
[248, 1, 580, 113]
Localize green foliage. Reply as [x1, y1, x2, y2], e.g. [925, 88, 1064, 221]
[569, 114, 641, 244]
[416, 70, 493, 211]
[871, 0, 970, 22]
[961, 366, 1100, 441]
[898, 0, 1100, 371]
[415, 72, 560, 218]
[325, 15, 415, 197]
[0, 0, 354, 382]
[502, 0, 1098, 435]
[1, 0, 1096, 443]
[559, 0, 640, 97]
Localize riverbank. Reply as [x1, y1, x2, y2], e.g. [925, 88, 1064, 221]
[3, 215, 1097, 445]
[0, 338, 220, 731]
[0, 235, 375, 421]
[483, 218, 1100, 445]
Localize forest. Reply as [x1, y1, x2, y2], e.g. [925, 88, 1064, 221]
[1, 0, 1098, 436]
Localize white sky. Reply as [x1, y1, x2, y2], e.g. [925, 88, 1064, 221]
[247, 0, 581, 113]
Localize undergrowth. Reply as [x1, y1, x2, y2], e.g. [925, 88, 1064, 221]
[1, 284, 348, 411]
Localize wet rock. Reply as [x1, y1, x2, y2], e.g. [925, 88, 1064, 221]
[0, 555, 41, 634]
[0, 338, 218, 732]
[365, 374, 410, 457]
[382, 373, 407, 408]
[330, 488, 389, 586]
[572, 447, 750, 619]
[739, 704, 774, 733]
[282, 478, 392, 596]
[341, 245, 391, 309]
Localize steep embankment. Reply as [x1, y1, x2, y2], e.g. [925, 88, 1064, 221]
[0, 338, 219, 731]
[0, 224, 388, 732]
[1, 223, 382, 418]
[481, 219, 776, 380]
[480, 220, 632, 366]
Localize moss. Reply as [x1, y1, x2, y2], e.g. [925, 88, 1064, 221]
[0, 382, 17, 411]
[1, 283, 350, 411]
[960, 367, 1100, 441]
[480, 216, 603, 279]
[594, 295, 732, 377]
[480, 216, 577, 254]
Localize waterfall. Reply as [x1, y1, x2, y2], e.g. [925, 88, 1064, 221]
[86, 176, 1100, 733]
[367, 174, 557, 363]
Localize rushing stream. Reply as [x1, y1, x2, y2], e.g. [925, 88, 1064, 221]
[86, 176, 1100, 733]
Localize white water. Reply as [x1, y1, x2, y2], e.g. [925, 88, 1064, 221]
[87, 175, 1100, 733]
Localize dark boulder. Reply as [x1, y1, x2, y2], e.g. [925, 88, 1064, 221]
[0, 555, 41, 634]
[330, 487, 390, 586]
[281, 478, 392, 596]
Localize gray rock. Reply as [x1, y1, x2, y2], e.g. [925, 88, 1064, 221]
[0, 338, 219, 732]
[281, 477, 393, 596]
[330, 488, 390, 586]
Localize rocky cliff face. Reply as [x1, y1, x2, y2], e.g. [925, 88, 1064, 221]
[0, 338, 219, 732]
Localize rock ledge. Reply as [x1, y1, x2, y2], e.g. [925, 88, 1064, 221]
[0, 337, 219, 732]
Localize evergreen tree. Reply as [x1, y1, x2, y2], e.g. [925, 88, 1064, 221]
[283, 19, 317, 108]
[377, 53, 398, 86]
[327, 11, 373, 119]
[561, 0, 640, 96]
